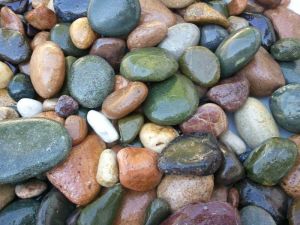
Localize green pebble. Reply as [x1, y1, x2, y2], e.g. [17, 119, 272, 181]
[144, 198, 171, 225]
[279, 60, 300, 84]
[209, 0, 229, 17]
[59, 56, 77, 96]
[271, 38, 300, 61]
[240, 206, 277, 225]
[8, 73, 36, 101]
[118, 113, 144, 144]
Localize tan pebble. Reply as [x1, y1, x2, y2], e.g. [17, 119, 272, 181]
[19, 61, 30, 76]
[31, 31, 50, 50]
[0, 184, 15, 210]
[160, 0, 195, 9]
[25, 5, 57, 30]
[0, 6, 25, 35]
[47, 0, 54, 11]
[228, 0, 248, 16]
[0, 89, 16, 107]
[227, 188, 239, 208]
[64, 115, 88, 146]
[175, 13, 186, 24]
[114, 75, 130, 91]
[36, 111, 65, 124]
[15, 179, 47, 199]
[210, 185, 228, 202]
[42, 98, 58, 111]
[0, 61, 13, 89]
[32, 0, 50, 8]
[0, 106, 19, 121]
[228, 16, 249, 33]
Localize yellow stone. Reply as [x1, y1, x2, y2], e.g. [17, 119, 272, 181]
[0, 61, 13, 89]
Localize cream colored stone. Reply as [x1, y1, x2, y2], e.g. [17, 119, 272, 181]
[220, 130, 247, 155]
[0, 107, 19, 121]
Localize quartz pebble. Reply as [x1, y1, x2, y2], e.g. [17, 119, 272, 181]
[17, 98, 43, 117]
[15, 179, 47, 199]
[219, 130, 247, 155]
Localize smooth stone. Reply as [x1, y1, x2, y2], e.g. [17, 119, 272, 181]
[78, 184, 123, 225]
[127, 21, 167, 50]
[271, 38, 300, 61]
[256, 0, 281, 8]
[289, 199, 300, 225]
[30, 41, 65, 98]
[55, 95, 78, 118]
[4, 0, 28, 13]
[87, 110, 119, 143]
[0, 200, 39, 225]
[32, 0, 49, 8]
[280, 60, 300, 84]
[114, 75, 130, 91]
[0, 6, 24, 35]
[240, 206, 277, 225]
[59, 55, 77, 96]
[15, 180, 47, 199]
[0, 61, 13, 89]
[0, 184, 15, 210]
[113, 189, 156, 225]
[53, 0, 88, 22]
[241, 12, 276, 49]
[162, 202, 240, 225]
[207, 75, 250, 112]
[236, 47, 285, 97]
[157, 175, 214, 212]
[219, 130, 247, 155]
[180, 103, 228, 137]
[237, 179, 288, 224]
[0, 89, 16, 107]
[0, 28, 30, 64]
[215, 27, 261, 78]
[158, 23, 200, 60]
[35, 111, 65, 124]
[68, 55, 114, 108]
[96, 149, 119, 187]
[25, 5, 57, 30]
[200, 24, 229, 51]
[0, 106, 19, 121]
[64, 115, 88, 146]
[184, 3, 229, 28]
[66, 208, 81, 225]
[139, 123, 178, 154]
[143, 74, 199, 126]
[228, 0, 247, 15]
[120, 47, 178, 82]
[270, 84, 300, 133]
[117, 147, 162, 192]
[208, 0, 229, 17]
[118, 113, 144, 144]
[89, 38, 126, 71]
[50, 23, 88, 57]
[234, 97, 279, 148]
[158, 133, 222, 176]
[144, 198, 171, 225]
[88, 0, 140, 37]
[37, 189, 75, 225]
[244, 137, 297, 186]
[30, 31, 50, 50]
[179, 46, 220, 87]
[17, 98, 42, 117]
[102, 82, 148, 119]
[47, 134, 105, 205]
[228, 16, 249, 33]
[160, 0, 194, 8]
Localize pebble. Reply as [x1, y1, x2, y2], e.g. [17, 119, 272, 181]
[234, 97, 279, 148]
[47, 134, 105, 205]
[117, 147, 162, 191]
[118, 113, 144, 144]
[139, 123, 178, 154]
[208, 1, 229, 17]
[219, 130, 247, 155]
[4, 0, 28, 14]
[240, 206, 277, 225]
[17, 98, 43, 117]
[114, 75, 129, 91]
[53, 0, 88, 22]
[15, 179, 47, 199]
[18, 61, 30, 75]
[280, 60, 300, 84]
[42, 98, 58, 111]
[158, 23, 200, 60]
[228, 16, 249, 33]
[160, 0, 194, 8]
[64, 115, 88, 145]
[0, 106, 19, 121]
[271, 38, 300, 61]
[157, 175, 214, 211]
[0, 6, 24, 35]
[70, 17, 97, 50]
[36, 111, 65, 124]
[288, 199, 300, 225]
[8, 73, 36, 101]
[158, 133, 222, 176]
[55, 95, 78, 118]
[102, 82, 148, 119]
[0, 61, 13, 89]
[0, 184, 15, 210]
[30, 31, 50, 50]
[32, 0, 50, 8]
[96, 149, 119, 187]
[0, 89, 16, 107]
[200, 24, 229, 51]
[25, 5, 57, 30]
[30, 41, 65, 98]
[87, 110, 119, 143]
[257, 0, 281, 8]
[245, 0, 265, 13]
[228, 0, 247, 15]
[144, 198, 171, 225]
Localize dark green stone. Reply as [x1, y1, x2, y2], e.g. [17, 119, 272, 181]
[68, 55, 115, 108]
[77, 183, 123, 225]
[0, 28, 30, 64]
[143, 74, 199, 125]
[0, 199, 40, 225]
[59, 56, 77, 96]
[66, 208, 82, 225]
[118, 113, 144, 144]
[215, 27, 261, 78]
[121, 138, 143, 148]
[120, 48, 178, 82]
[88, 0, 141, 37]
[158, 133, 222, 176]
[37, 189, 75, 225]
[50, 23, 88, 57]
[7, 73, 36, 101]
[77, 106, 89, 120]
[209, 0, 229, 17]
[200, 24, 229, 51]
[0, 118, 71, 184]
[179, 46, 220, 87]
[244, 137, 298, 186]
[240, 206, 277, 225]
[271, 38, 300, 61]
[216, 145, 245, 185]
[144, 198, 171, 225]
[280, 60, 300, 84]
[270, 84, 300, 133]
[54, 0, 89, 22]
[288, 199, 300, 225]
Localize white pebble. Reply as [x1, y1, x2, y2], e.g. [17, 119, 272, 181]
[219, 130, 247, 155]
[17, 98, 43, 118]
[87, 110, 119, 143]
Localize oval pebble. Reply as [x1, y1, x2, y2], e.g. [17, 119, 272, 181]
[17, 98, 43, 118]
[15, 180, 47, 199]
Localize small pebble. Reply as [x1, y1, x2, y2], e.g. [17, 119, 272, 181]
[15, 179, 47, 199]
[64, 115, 88, 146]
[0, 61, 13, 89]
[0, 106, 19, 121]
[35, 111, 65, 124]
[219, 130, 247, 155]
[55, 95, 79, 118]
[17, 98, 43, 117]
[42, 98, 58, 111]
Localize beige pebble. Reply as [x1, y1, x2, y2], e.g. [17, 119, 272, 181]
[0, 61, 13, 89]
[32, 0, 50, 8]
[31, 31, 50, 50]
[15, 179, 47, 199]
[0, 89, 16, 107]
[0, 107, 19, 121]
[219, 130, 247, 155]
[0, 184, 15, 210]
[36, 111, 65, 124]
[160, 0, 195, 9]
[43, 98, 58, 111]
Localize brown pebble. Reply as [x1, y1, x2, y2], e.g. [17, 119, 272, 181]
[256, 0, 281, 8]
[35, 111, 65, 124]
[25, 5, 57, 30]
[32, 0, 50, 8]
[227, 188, 239, 208]
[0, 7, 24, 35]
[175, 13, 185, 24]
[15, 179, 47, 199]
[228, 0, 248, 15]
[30, 31, 50, 50]
[55, 95, 78, 118]
[160, 0, 194, 9]
[0, 107, 19, 121]
[114, 75, 130, 91]
[42, 98, 58, 111]
[0, 89, 16, 107]
[0, 184, 15, 211]
[65, 115, 88, 146]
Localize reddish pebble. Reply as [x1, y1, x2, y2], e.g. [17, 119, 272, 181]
[55, 95, 79, 118]
[0, 7, 25, 35]
[64, 115, 88, 146]
[114, 75, 130, 91]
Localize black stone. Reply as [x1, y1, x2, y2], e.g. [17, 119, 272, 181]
[8, 73, 36, 101]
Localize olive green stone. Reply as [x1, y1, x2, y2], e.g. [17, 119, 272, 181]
[0, 199, 40, 225]
[118, 113, 144, 144]
[37, 189, 75, 225]
[120, 48, 178, 82]
[240, 206, 277, 225]
[289, 199, 300, 225]
[68, 55, 115, 108]
[270, 84, 300, 133]
[158, 133, 223, 176]
[143, 74, 199, 125]
[271, 38, 300, 61]
[59, 56, 77, 96]
[179, 46, 220, 87]
[0, 28, 30, 64]
[244, 137, 298, 186]
[50, 23, 88, 57]
[280, 60, 300, 84]
[77, 183, 123, 225]
[0, 118, 72, 184]
[144, 198, 171, 225]
[209, 0, 229, 17]
[215, 27, 261, 78]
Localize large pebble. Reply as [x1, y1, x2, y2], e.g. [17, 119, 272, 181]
[8, 73, 36, 101]
[0, 61, 13, 89]
[25, 5, 57, 30]
[0, 184, 15, 210]
[17, 98, 43, 117]
[15, 180, 47, 199]
[53, 0, 88, 22]
[220, 130, 247, 155]
[271, 38, 300, 61]
[64, 115, 88, 146]
[0, 6, 24, 35]
[240, 206, 276, 225]
[144, 198, 171, 225]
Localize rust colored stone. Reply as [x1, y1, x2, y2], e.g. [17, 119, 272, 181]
[65, 115, 88, 146]
[228, 0, 248, 15]
[30, 31, 50, 50]
[25, 5, 57, 30]
[0, 7, 24, 35]
[35, 111, 65, 124]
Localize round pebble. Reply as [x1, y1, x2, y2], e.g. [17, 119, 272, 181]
[15, 179, 47, 199]
[17, 98, 43, 118]
[55, 95, 79, 118]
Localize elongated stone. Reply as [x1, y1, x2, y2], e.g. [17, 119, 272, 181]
[144, 198, 171, 225]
